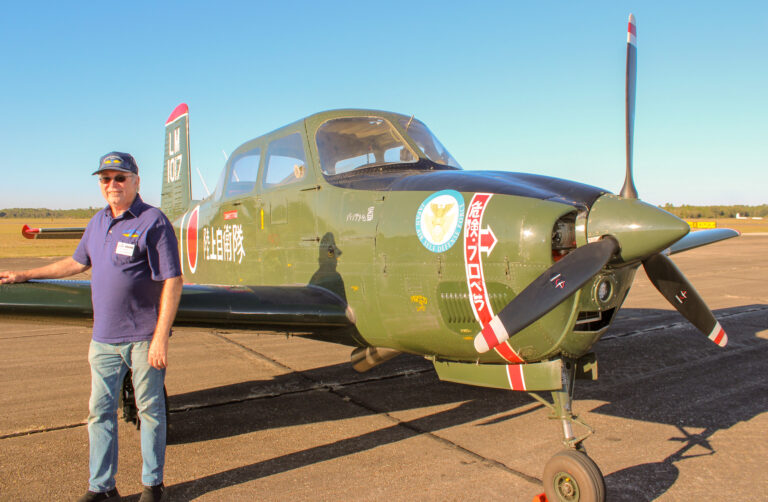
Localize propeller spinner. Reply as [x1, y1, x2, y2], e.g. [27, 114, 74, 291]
[474, 14, 728, 355]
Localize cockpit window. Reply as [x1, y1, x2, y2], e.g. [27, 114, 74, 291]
[225, 148, 261, 198]
[398, 117, 461, 169]
[316, 117, 417, 175]
[264, 133, 307, 187]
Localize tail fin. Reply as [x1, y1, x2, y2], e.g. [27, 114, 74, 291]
[161, 103, 193, 221]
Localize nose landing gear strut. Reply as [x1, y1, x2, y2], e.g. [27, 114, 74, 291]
[528, 357, 606, 502]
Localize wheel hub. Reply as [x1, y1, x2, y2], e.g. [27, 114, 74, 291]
[553, 471, 580, 501]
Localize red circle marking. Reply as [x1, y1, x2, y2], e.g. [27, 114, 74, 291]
[187, 207, 198, 271]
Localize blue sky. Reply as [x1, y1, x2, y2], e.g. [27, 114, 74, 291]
[1, 1, 765, 209]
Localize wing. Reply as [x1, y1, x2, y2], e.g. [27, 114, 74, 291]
[0, 280, 357, 343]
[21, 224, 86, 239]
[177, 283, 352, 329]
[667, 228, 739, 255]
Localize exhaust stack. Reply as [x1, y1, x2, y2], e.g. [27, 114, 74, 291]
[351, 347, 401, 372]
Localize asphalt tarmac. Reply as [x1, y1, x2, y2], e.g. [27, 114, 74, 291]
[1, 235, 766, 501]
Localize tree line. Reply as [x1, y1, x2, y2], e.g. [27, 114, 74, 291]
[661, 204, 768, 219]
[0, 208, 100, 218]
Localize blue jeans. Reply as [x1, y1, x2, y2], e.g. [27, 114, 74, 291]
[87, 340, 166, 492]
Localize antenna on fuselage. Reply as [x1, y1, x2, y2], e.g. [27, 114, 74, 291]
[196, 167, 211, 197]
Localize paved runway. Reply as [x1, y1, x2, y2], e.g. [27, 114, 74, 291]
[1, 235, 766, 501]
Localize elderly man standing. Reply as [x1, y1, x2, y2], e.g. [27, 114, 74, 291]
[0, 152, 183, 502]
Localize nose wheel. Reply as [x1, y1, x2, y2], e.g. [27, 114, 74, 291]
[543, 449, 605, 502]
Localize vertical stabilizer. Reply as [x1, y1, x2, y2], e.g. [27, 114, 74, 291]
[162, 103, 193, 221]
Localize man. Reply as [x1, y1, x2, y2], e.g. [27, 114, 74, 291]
[0, 152, 183, 502]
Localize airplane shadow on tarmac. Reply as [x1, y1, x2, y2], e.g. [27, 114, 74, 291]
[586, 304, 768, 501]
[165, 365, 541, 499]
[161, 304, 767, 501]
[165, 353, 540, 429]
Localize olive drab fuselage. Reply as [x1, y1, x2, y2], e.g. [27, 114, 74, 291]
[170, 109, 637, 364]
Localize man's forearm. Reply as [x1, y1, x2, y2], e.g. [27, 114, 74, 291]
[147, 275, 183, 369]
[154, 276, 183, 340]
[0, 257, 89, 283]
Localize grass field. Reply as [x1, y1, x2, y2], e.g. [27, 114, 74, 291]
[0, 218, 90, 258]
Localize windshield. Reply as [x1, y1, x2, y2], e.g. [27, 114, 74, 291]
[316, 117, 418, 175]
[398, 117, 461, 169]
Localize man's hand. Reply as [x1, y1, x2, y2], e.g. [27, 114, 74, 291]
[0, 270, 29, 284]
[148, 336, 169, 369]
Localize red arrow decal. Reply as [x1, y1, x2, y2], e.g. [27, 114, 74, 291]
[479, 227, 497, 256]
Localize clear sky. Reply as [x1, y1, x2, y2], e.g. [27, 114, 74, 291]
[1, 1, 765, 209]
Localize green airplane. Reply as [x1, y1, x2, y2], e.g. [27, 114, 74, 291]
[2, 14, 739, 502]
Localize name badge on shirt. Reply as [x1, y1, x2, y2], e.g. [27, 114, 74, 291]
[115, 241, 135, 257]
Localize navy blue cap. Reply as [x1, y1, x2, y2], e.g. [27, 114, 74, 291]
[93, 152, 139, 175]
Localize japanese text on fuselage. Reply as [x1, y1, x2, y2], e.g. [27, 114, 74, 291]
[464, 193, 494, 323]
[202, 224, 246, 264]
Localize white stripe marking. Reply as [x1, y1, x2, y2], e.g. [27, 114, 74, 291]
[166, 112, 189, 127]
[708, 322, 728, 347]
[490, 316, 508, 344]
[474, 334, 489, 353]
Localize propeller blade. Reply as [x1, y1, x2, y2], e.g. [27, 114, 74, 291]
[620, 13, 639, 199]
[643, 253, 728, 347]
[474, 238, 619, 353]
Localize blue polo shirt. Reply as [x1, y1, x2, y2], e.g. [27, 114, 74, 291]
[73, 195, 181, 343]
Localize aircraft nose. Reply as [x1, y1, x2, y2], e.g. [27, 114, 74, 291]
[587, 194, 690, 263]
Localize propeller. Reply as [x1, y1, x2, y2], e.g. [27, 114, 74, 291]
[474, 14, 728, 355]
[474, 238, 618, 353]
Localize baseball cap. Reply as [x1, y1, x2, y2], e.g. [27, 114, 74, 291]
[93, 152, 139, 175]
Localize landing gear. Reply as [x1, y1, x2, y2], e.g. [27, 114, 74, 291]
[119, 371, 170, 431]
[529, 357, 605, 502]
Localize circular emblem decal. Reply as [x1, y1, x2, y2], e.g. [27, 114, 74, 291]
[415, 190, 465, 253]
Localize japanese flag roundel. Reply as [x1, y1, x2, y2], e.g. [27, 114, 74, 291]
[186, 206, 199, 273]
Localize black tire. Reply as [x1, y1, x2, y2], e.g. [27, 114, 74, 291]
[543, 449, 606, 502]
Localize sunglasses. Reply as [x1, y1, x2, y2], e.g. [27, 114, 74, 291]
[98, 174, 132, 184]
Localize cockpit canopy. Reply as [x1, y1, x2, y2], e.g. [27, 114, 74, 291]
[315, 115, 461, 176]
[212, 110, 462, 201]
